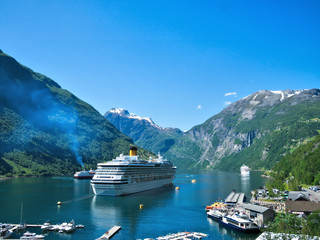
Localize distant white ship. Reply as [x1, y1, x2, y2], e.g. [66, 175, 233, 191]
[240, 165, 250, 176]
[91, 146, 176, 196]
[74, 169, 95, 179]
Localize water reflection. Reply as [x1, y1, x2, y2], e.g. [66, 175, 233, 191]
[90, 186, 176, 239]
[241, 175, 250, 194]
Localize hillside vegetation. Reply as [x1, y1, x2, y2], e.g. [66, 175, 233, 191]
[268, 134, 320, 189]
[166, 90, 320, 170]
[0, 50, 152, 177]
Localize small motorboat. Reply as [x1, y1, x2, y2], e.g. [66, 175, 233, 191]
[64, 220, 76, 233]
[40, 221, 52, 230]
[58, 222, 67, 232]
[20, 231, 45, 239]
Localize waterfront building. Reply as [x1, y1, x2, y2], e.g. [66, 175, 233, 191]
[285, 200, 320, 215]
[242, 203, 275, 228]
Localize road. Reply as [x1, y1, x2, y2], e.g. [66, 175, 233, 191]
[303, 188, 320, 202]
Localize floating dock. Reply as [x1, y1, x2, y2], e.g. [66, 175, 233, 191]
[97, 226, 121, 240]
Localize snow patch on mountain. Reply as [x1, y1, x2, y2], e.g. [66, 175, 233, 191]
[108, 108, 162, 129]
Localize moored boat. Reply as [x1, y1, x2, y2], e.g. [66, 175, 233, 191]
[156, 231, 208, 239]
[220, 213, 259, 233]
[40, 221, 52, 230]
[64, 220, 76, 233]
[20, 231, 45, 239]
[0, 224, 13, 239]
[74, 169, 95, 179]
[207, 208, 227, 221]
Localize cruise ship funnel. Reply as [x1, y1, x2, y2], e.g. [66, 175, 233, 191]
[130, 146, 137, 156]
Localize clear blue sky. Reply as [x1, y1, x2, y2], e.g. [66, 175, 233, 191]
[1, 0, 319, 130]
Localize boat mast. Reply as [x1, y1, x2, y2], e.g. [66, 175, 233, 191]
[20, 202, 23, 223]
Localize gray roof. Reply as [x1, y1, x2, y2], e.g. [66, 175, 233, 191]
[225, 192, 235, 203]
[288, 191, 310, 201]
[242, 203, 274, 214]
[238, 193, 245, 204]
[225, 192, 245, 204]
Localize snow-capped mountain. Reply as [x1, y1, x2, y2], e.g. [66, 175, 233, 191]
[108, 108, 161, 129]
[105, 108, 184, 154]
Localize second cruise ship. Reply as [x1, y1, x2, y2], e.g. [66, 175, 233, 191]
[91, 146, 176, 196]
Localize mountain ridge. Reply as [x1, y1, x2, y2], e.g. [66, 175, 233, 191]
[105, 108, 184, 154]
[166, 88, 320, 170]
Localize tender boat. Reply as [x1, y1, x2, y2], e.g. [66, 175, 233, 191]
[74, 169, 95, 179]
[91, 147, 176, 196]
[220, 213, 259, 233]
[207, 208, 227, 221]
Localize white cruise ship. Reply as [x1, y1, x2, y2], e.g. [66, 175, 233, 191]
[91, 147, 176, 196]
[240, 165, 250, 176]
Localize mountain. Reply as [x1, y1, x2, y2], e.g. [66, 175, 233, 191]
[0, 50, 151, 177]
[272, 134, 320, 186]
[105, 108, 184, 154]
[166, 89, 320, 170]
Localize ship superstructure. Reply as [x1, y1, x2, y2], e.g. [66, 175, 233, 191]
[91, 147, 176, 196]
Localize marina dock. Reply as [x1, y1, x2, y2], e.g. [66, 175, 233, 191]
[97, 226, 121, 240]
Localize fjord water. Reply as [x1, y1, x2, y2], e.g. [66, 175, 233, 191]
[0, 171, 265, 240]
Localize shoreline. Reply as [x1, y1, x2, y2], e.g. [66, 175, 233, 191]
[0, 174, 72, 181]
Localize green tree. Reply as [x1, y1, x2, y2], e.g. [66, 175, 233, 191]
[266, 213, 303, 235]
[302, 210, 320, 237]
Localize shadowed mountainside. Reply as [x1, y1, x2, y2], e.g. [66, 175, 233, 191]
[0, 50, 152, 176]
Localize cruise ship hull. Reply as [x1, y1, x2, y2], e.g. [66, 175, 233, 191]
[91, 177, 174, 196]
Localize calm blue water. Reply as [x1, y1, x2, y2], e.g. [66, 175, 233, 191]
[0, 171, 265, 240]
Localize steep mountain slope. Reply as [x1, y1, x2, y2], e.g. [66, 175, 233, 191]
[272, 134, 320, 186]
[105, 108, 183, 154]
[166, 89, 320, 170]
[0, 50, 151, 176]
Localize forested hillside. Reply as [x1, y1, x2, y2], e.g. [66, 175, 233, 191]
[0, 50, 151, 177]
[271, 134, 320, 186]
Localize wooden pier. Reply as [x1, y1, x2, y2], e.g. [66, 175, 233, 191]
[97, 226, 121, 240]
